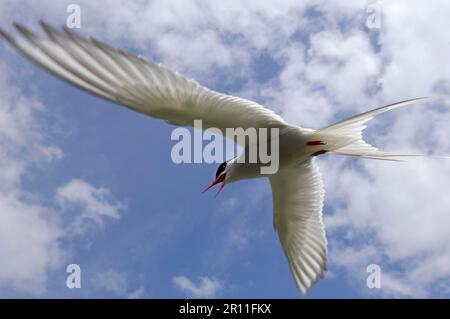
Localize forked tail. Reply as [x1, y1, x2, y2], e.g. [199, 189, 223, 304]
[305, 97, 428, 161]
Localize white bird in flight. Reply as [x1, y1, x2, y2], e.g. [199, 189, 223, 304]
[0, 22, 428, 295]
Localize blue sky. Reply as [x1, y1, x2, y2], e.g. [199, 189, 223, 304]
[1, 0, 450, 298]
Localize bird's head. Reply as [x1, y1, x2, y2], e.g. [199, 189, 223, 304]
[202, 160, 233, 196]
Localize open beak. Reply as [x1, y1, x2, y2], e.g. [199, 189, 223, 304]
[202, 174, 226, 196]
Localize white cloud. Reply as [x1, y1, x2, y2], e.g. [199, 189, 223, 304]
[57, 179, 126, 234]
[95, 269, 146, 298]
[95, 269, 128, 294]
[322, 155, 450, 297]
[0, 194, 63, 294]
[0, 61, 64, 294]
[173, 276, 222, 298]
[260, 29, 382, 129]
[127, 286, 145, 299]
[379, 1, 450, 100]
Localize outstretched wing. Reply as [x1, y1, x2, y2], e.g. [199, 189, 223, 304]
[0, 22, 287, 145]
[269, 159, 327, 295]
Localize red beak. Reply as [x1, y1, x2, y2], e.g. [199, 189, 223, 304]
[202, 174, 226, 196]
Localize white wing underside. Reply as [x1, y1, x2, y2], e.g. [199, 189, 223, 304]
[269, 159, 327, 295]
[0, 22, 287, 146]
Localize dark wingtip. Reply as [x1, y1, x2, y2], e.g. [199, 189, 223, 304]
[13, 22, 26, 32]
[13, 22, 35, 39]
[62, 25, 77, 39]
[89, 35, 115, 52]
[39, 20, 51, 35]
[39, 20, 50, 31]
[0, 28, 12, 42]
[39, 20, 61, 40]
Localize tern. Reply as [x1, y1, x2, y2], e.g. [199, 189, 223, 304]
[0, 22, 428, 295]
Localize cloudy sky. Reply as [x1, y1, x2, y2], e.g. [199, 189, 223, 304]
[1, 0, 450, 298]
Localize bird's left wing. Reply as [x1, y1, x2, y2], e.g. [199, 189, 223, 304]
[0, 22, 287, 145]
[269, 159, 327, 295]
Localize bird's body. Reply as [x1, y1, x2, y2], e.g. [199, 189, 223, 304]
[226, 125, 306, 181]
[0, 22, 428, 295]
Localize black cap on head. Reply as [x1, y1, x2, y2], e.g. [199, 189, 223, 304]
[215, 162, 227, 178]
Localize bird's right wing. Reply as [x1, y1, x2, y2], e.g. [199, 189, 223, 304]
[269, 159, 327, 295]
[0, 22, 287, 146]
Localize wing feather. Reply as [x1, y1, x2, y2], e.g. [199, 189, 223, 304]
[0, 22, 287, 145]
[269, 159, 327, 295]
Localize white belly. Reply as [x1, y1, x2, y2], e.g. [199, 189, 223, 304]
[229, 126, 311, 182]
